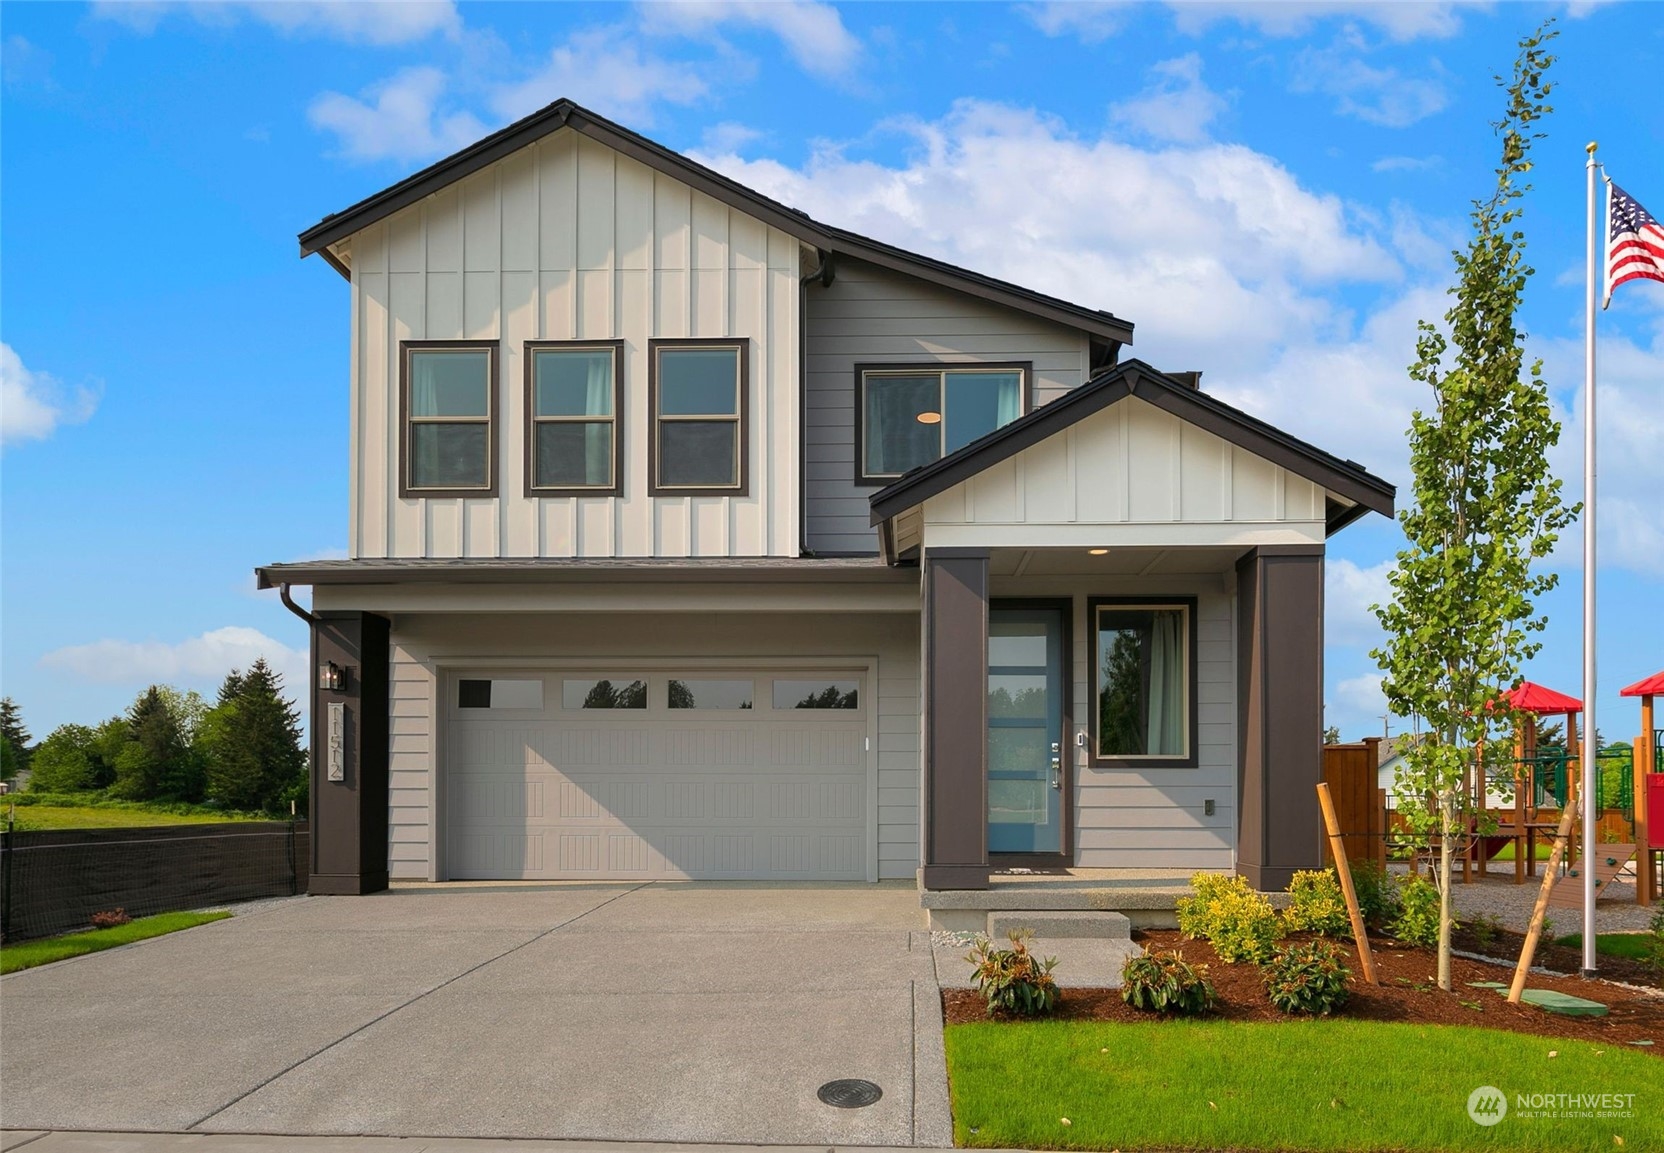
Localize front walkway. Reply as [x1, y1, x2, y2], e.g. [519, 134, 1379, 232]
[0, 883, 950, 1147]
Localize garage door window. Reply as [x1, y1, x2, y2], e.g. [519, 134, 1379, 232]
[773, 679, 859, 709]
[563, 678, 647, 709]
[668, 679, 754, 709]
[458, 679, 544, 709]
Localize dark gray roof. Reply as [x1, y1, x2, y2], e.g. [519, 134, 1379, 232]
[256, 555, 915, 589]
[868, 359, 1396, 535]
[298, 98, 1134, 346]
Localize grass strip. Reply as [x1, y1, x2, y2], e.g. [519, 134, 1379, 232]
[1, 910, 231, 974]
[1554, 933, 1660, 962]
[946, 1018, 1664, 1152]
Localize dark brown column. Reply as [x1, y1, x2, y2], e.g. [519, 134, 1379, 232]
[921, 549, 991, 890]
[309, 611, 391, 895]
[1235, 545, 1324, 891]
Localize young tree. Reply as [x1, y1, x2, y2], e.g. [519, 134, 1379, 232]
[201, 660, 305, 813]
[0, 696, 32, 779]
[1372, 23, 1577, 991]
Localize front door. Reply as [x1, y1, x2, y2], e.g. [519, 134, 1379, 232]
[988, 607, 1066, 856]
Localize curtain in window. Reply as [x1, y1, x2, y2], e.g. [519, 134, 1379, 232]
[583, 353, 612, 485]
[996, 374, 1020, 425]
[1146, 611, 1185, 755]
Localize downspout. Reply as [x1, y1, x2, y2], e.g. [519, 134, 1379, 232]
[278, 583, 320, 628]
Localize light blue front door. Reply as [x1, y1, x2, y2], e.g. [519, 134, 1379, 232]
[988, 608, 1064, 855]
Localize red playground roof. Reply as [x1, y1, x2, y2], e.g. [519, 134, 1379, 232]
[1620, 671, 1664, 698]
[1499, 680, 1583, 715]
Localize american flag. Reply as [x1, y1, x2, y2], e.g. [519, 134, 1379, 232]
[1605, 180, 1664, 307]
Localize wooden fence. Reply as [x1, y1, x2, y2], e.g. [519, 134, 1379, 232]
[1321, 738, 1387, 869]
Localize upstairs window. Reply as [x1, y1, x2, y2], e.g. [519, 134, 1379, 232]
[858, 365, 1027, 483]
[401, 342, 497, 496]
[525, 341, 623, 495]
[650, 340, 748, 495]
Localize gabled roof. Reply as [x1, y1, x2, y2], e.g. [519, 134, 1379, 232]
[298, 98, 1134, 346]
[867, 359, 1396, 535]
[1620, 671, 1664, 698]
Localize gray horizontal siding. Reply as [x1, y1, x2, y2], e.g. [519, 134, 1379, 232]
[803, 258, 1091, 554]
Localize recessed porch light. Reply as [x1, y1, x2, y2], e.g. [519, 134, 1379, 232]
[916, 411, 942, 424]
[1088, 548, 1109, 555]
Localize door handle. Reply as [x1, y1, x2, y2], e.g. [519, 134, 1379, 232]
[1050, 754, 1062, 789]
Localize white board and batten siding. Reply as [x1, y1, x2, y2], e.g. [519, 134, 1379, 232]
[375, 609, 920, 882]
[922, 397, 1328, 548]
[349, 128, 802, 561]
[804, 258, 1093, 555]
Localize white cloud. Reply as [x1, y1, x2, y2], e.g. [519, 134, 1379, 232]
[491, 29, 711, 126]
[41, 627, 308, 691]
[701, 120, 764, 154]
[692, 100, 1397, 375]
[1291, 41, 1450, 127]
[1109, 53, 1227, 144]
[92, 1, 460, 45]
[309, 67, 488, 163]
[1326, 558, 1394, 646]
[1372, 154, 1441, 173]
[2, 34, 54, 90]
[1166, 1, 1472, 41]
[639, 0, 862, 81]
[1335, 672, 1388, 716]
[1019, 2, 1128, 44]
[1, 343, 100, 447]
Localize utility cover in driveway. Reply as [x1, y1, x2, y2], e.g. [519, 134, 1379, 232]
[446, 669, 869, 880]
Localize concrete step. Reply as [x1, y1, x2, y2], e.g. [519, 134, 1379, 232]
[988, 910, 1132, 940]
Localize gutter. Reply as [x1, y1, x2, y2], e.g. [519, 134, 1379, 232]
[277, 583, 320, 628]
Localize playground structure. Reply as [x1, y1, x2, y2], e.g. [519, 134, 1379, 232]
[1373, 675, 1664, 907]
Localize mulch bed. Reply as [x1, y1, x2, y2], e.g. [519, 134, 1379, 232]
[942, 930, 1664, 1051]
[1450, 922, 1662, 989]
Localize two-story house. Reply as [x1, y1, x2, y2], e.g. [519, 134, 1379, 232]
[256, 99, 1394, 905]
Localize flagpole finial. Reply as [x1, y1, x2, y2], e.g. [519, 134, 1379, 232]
[1586, 141, 1598, 155]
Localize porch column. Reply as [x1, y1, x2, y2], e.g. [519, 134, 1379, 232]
[1235, 545, 1324, 891]
[309, 611, 391, 895]
[921, 549, 991, 890]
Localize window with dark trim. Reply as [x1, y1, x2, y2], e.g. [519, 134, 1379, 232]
[400, 341, 498, 497]
[1089, 597, 1197, 767]
[649, 339, 749, 495]
[524, 340, 624, 496]
[856, 363, 1029, 483]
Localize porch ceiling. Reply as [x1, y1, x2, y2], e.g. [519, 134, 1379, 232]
[989, 546, 1246, 578]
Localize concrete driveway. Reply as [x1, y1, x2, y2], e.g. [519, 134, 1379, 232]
[0, 883, 949, 1146]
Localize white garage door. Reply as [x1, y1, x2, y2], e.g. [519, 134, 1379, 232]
[444, 669, 869, 880]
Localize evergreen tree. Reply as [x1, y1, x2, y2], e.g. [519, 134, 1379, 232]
[111, 686, 192, 800]
[201, 660, 305, 813]
[0, 697, 31, 778]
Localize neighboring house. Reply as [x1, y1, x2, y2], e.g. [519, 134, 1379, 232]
[256, 99, 1394, 897]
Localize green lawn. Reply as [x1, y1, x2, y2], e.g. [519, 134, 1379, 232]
[1554, 932, 1661, 962]
[4, 794, 271, 831]
[945, 1019, 1664, 1152]
[1, 911, 231, 974]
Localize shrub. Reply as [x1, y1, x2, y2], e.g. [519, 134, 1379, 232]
[1468, 912, 1504, 949]
[966, 930, 1060, 1017]
[1121, 950, 1217, 1015]
[1349, 860, 1401, 929]
[1645, 905, 1664, 979]
[1282, 869, 1351, 937]
[1176, 872, 1280, 963]
[90, 908, 132, 929]
[1262, 940, 1352, 1015]
[1389, 873, 1445, 947]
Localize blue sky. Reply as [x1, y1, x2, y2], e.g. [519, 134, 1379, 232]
[2, 0, 1660, 746]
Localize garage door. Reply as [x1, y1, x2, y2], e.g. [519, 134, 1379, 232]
[444, 669, 869, 880]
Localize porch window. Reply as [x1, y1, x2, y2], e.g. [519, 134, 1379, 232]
[1091, 599, 1195, 764]
[858, 365, 1026, 482]
[402, 342, 497, 495]
[650, 341, 748, 494]
[526, 342, 622, 494]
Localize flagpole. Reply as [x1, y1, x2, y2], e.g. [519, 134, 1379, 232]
[1581, 141, 1599, 978]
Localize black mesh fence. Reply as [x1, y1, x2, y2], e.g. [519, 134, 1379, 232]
[0, 821, 309, 943]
